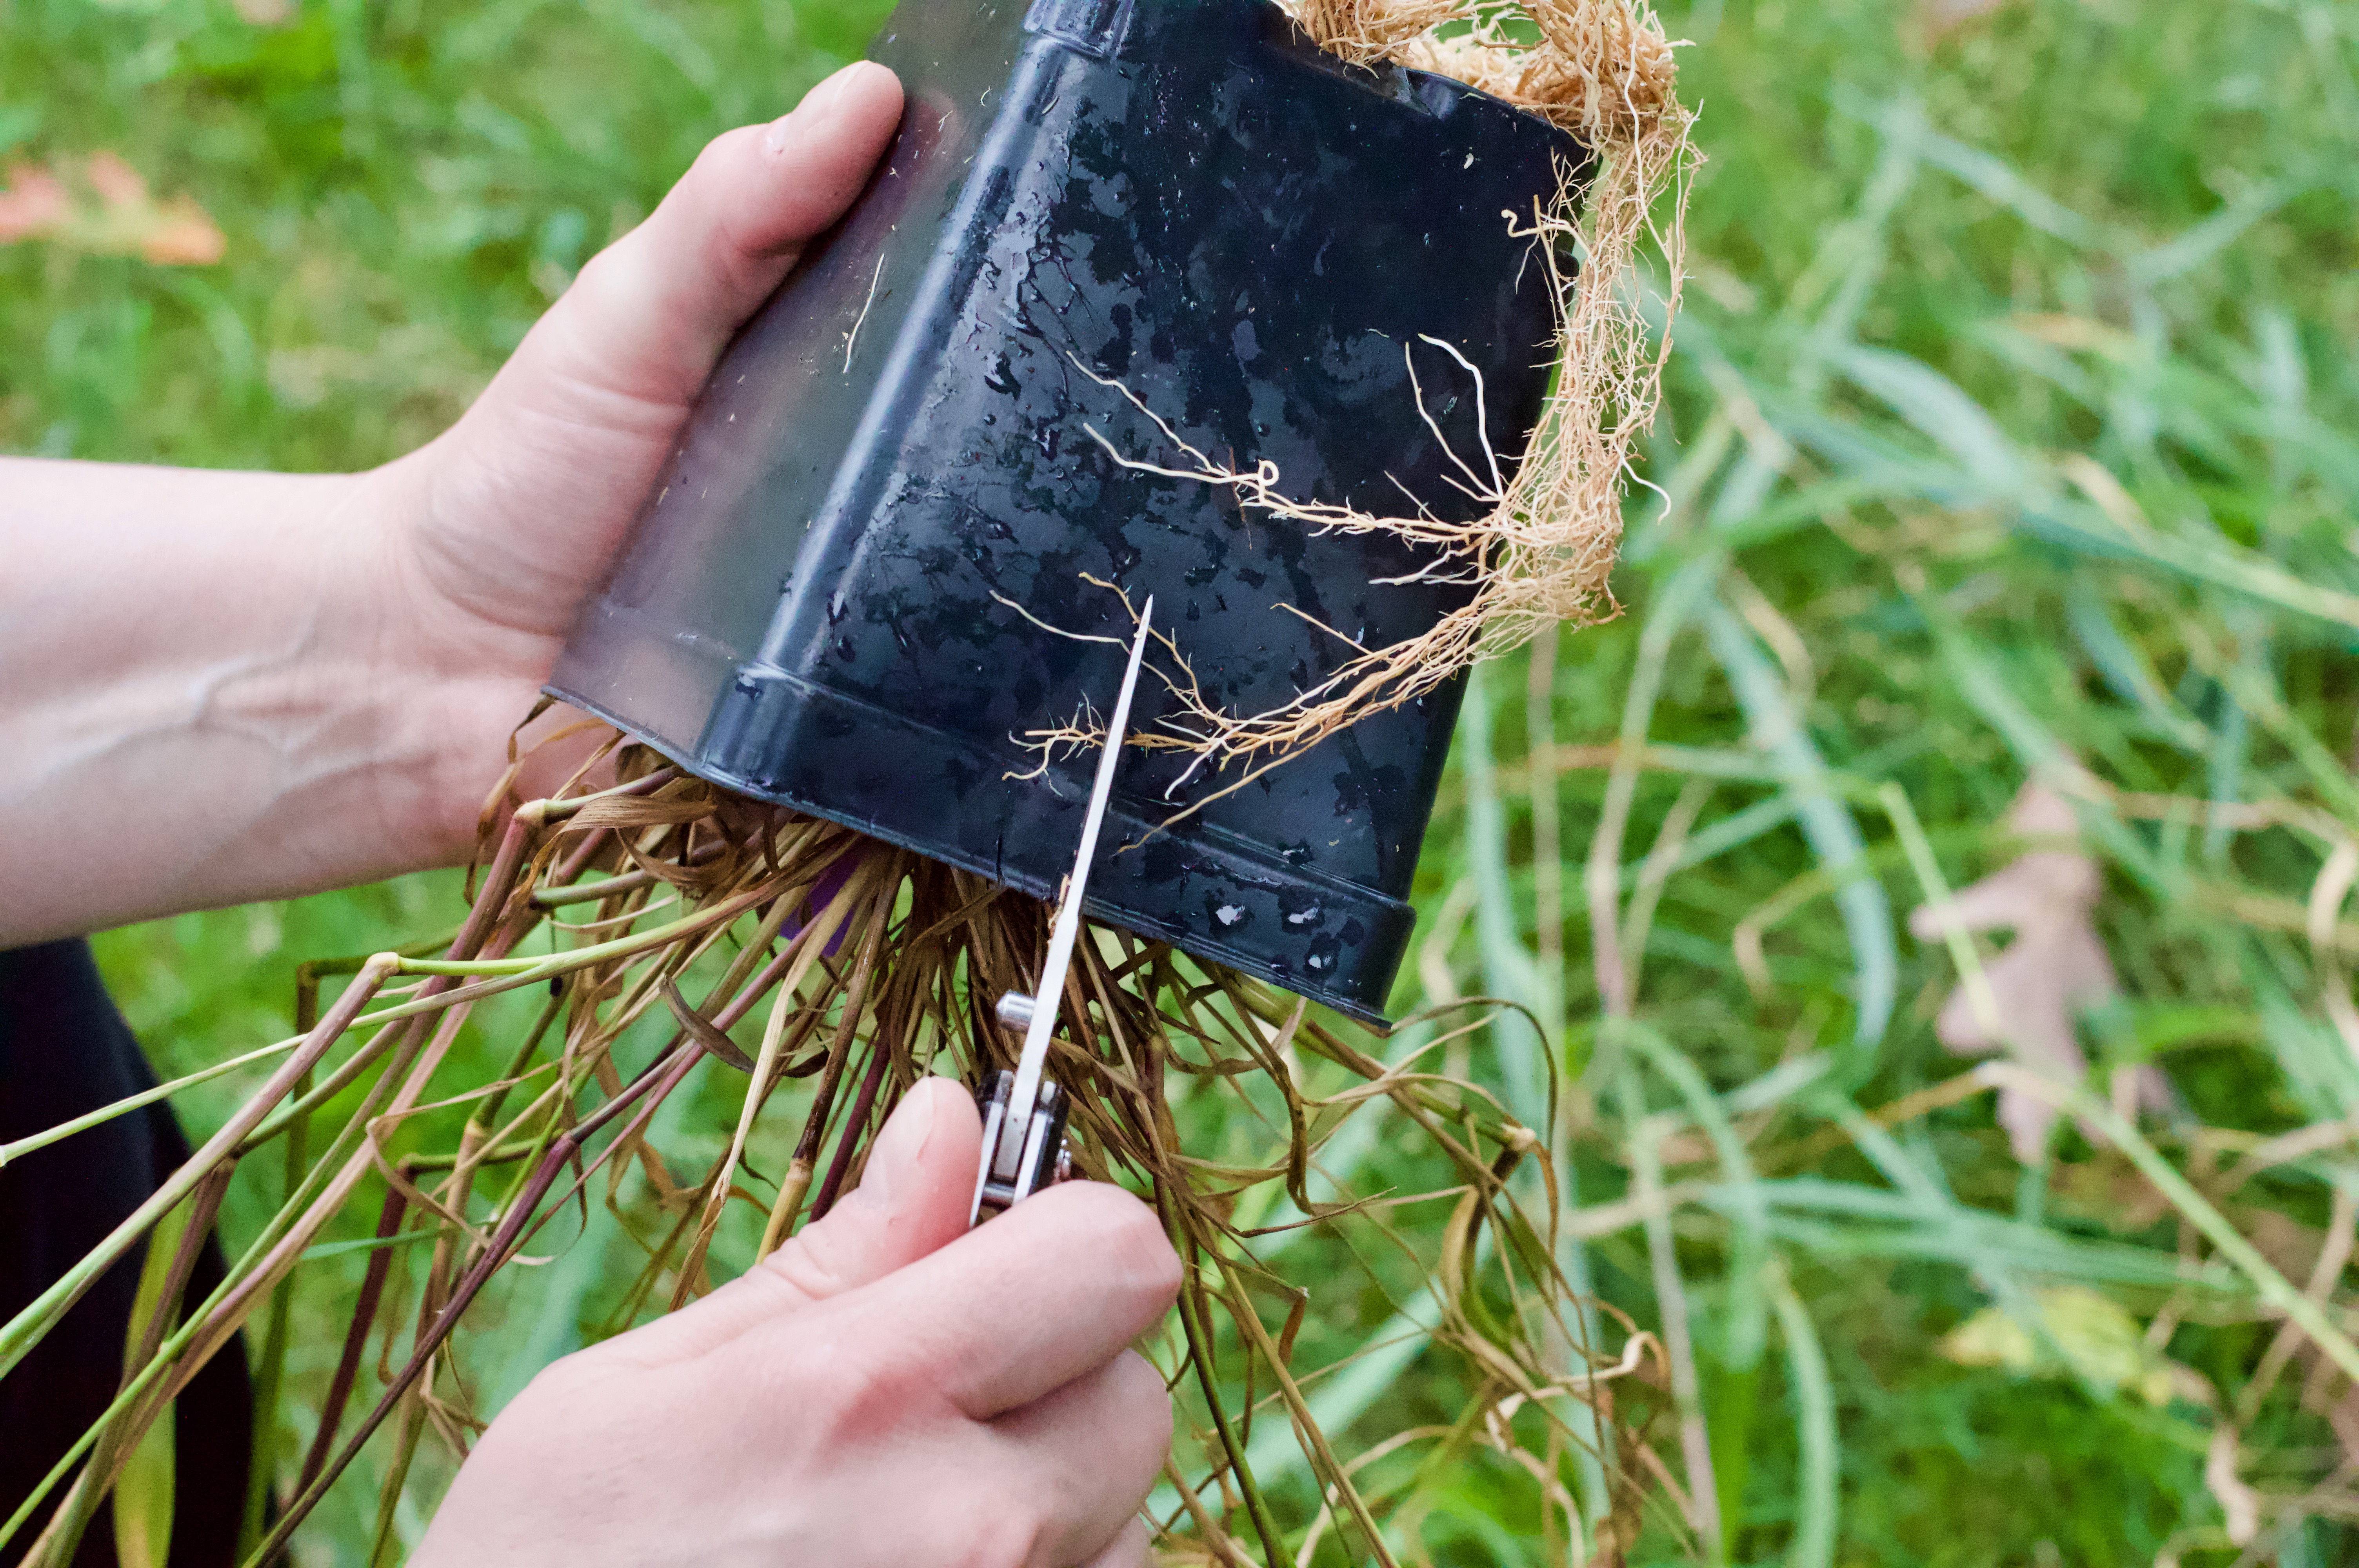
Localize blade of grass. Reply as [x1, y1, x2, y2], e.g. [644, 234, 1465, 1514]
[1701, 595, 1896, 1055]
[1764, 1259, 1837, 1568]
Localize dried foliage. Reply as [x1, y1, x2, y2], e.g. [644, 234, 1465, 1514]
[0, 733, 1670, 1566]
[0, 152, 225, 265]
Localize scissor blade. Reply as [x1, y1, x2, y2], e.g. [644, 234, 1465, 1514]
[994, 598, 1155, 1179]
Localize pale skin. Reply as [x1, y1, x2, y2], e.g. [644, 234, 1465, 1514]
[419, 1080, 1181, 1568]
[1, 62, 1181, 1567]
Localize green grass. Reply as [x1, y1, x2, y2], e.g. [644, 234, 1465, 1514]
[9, 0, 2359, 1561]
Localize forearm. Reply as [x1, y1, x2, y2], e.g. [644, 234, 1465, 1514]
[0, 64, 907, 947]
[0, 456, 519, 944]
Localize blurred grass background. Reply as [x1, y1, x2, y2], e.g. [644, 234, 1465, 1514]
[7, 0, 2359, 1561]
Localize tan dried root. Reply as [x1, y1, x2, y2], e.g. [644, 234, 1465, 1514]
[1050, 0, 1694, 823]
[1301, 0, 1683, 146]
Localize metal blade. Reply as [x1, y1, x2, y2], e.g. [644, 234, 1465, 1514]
[992, 597, 1155, 1181]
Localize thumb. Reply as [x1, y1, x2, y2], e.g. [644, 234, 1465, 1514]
[394, 60, 906, 645]
[760, 1074, 982, 1304]
[602, 1076, 981, 1367]
[517, 58, 905, 415]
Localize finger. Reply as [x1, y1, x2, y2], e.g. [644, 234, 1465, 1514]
[399, 60, 906, 645]
[591, 1076, 980, 1368]
[1070, 1518, 1152, 1568]
[994, 1351, 1171, 1564]
[524, 60, 904, 413]
[804, 1179, 1183, 1419]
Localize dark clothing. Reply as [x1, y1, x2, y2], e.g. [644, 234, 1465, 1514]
[0, 940, 253, 1568]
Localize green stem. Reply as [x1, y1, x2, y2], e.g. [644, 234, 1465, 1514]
[0, 958, 397, 1382]
[364, 1399, 428, 1568]
[1154, 1183, 1287, 1568]
[232, 1021, 404, 1157]
[0, 1036, 303, 1171]
[1981, 1061, 2359, 1385]
[238, 1056, 313, 1561]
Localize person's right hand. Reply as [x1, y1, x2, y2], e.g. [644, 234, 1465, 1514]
[413, 1078, 1182, 1567]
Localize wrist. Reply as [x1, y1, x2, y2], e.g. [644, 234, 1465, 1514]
[0, 458, 440, 939]
[333, 448, 574, 871]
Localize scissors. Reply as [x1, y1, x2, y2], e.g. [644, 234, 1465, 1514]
[970, 598, 1155, 1225]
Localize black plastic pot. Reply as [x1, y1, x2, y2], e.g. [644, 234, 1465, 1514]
[549, 0, 1581, 1025]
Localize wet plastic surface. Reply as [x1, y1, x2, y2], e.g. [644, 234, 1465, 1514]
[549, 0, 1581, 1025]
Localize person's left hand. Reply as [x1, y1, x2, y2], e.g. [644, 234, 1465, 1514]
[365, 58, 906, 838]
[0, 59, 906, 944]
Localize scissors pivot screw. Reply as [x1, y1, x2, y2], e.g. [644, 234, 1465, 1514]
[971, 1068, 1074, 1223]
[969, 599, 1154, 1228]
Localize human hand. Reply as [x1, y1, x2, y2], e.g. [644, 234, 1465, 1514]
[365, 58, 907, 846]
[413, 1078, 1181, 1568]
[0, 61, 906, 944]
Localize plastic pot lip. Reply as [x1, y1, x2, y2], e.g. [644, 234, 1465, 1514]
[549, 683, 1406, 1029]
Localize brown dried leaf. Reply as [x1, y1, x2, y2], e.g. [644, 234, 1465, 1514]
[661, 978, 757, 1074]
[0, 152, 225, 266]
[1909, 782, 2163, 1160]
[1918, 0, 2012, 39]
[0, 163, 69, 241]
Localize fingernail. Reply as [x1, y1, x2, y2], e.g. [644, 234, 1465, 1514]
[764, 65, 855, 153]
[849, 1078, 936, 1214]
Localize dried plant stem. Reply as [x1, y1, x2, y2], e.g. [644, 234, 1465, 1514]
[7, 742, 1655, 1564]
[0, 953, 398, 1383]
